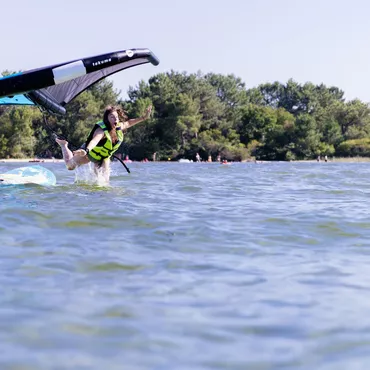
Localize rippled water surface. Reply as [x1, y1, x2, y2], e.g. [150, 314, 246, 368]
[1, 161, 370, 369]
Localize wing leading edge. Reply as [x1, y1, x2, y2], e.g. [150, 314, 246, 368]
[0, 48, 159, 115]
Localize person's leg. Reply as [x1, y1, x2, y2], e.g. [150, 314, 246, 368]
[55, 139, 73, 162]
[94, 158, 111, 182]
[101, 158, 111, 182]
[55, 139, 89, 170]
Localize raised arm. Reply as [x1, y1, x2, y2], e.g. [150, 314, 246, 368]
[126, 105, 152, 129]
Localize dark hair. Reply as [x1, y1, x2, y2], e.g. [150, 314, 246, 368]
[103, 105, 128, 144]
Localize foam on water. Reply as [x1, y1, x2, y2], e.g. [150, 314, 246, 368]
[73, 163, 110, 187]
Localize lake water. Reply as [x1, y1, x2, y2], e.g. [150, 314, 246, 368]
[1, 160, 370, 369]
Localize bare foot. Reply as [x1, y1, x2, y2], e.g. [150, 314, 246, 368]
[55, 138, 68, 146]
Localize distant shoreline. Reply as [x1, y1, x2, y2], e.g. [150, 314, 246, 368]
[1, 157, 370, 164]
[295, 157, 370, 163]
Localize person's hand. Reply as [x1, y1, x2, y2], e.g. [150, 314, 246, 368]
[73, 149, 87, 157]
[143, 105, 152, 119]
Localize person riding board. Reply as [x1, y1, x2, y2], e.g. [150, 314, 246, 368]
[55, 104, 152, 181]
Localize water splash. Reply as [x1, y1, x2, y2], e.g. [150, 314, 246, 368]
[74, 163, 109, 187]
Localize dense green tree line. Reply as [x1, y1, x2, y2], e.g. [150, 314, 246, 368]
[1, 71, 370, 161]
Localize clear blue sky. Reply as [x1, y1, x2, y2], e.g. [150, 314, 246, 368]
[2, 0, 370, 101]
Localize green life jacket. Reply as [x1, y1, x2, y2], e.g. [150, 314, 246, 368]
[85, 121, 123, 162]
